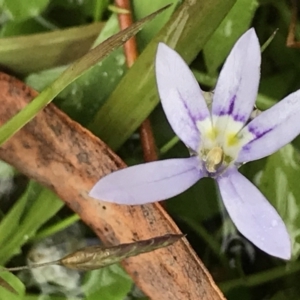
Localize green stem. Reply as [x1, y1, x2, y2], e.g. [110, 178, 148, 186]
[256, 94, 276, 110]
[219, 261, 300, 293]
[192, 69, 217, 87]
[159, 136, 180, 155]
[260, 28, 278, 53]
[93, 0, 106, 22]
[32, 214, 80, 241]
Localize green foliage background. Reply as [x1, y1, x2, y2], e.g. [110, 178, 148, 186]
[0, 0, 299, 299]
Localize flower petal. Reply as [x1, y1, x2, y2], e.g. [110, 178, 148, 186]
[155, 43, 210, 151]
[217, 168, 291, 259]
[212, 28, 261, 135]
[89, 157, 203, 205]
[237, 90, 300, 162]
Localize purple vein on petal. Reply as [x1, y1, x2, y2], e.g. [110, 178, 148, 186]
[237, 90, 300, 162]
[218, 95, 236, 116]
[228, 95, 235, 115]
[216, 94, 249, 123]
[232, 113, 248, 123]
[155, 43, 210, 151]
[212, 28, 261, 132]
[248, 125, 273, 140]
[242, 125, 273, 150]
[178, 91, 207, 123]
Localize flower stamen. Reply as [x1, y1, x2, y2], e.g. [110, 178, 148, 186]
[204, 146, 224, 173]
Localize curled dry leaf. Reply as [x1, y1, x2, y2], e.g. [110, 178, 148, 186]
[0, 72, 225, 299]
[60, 234, 184, 271]
[2, 234, 184, 273]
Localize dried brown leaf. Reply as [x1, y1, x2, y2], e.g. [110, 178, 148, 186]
[2, 234, 183, 272]
[60, 234, 183, 271]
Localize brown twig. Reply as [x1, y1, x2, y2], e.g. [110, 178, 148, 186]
[287, 0, 300, 48]
[0, 73, 225, 300]
[115, 0, 158, 162]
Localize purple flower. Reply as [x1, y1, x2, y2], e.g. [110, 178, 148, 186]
[90, 28, 300, 260]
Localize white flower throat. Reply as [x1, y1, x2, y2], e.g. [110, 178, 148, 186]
[196, 116, 247, 174]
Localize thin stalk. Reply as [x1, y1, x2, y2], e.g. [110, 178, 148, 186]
[115, 0, 158, 163]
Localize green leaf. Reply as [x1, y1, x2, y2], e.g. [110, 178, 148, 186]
[133, 0, 178, 48]
[259, 71, 295, 101]
[269, 287, 300, 300]
[0, 181, 64, 264]
[0, 22, 104, 74]
[0, 182, 29, 247]
[256, 93, 276, 111]
[203, 0, 258, 74]
[54, 14, 127, 125]
[89, 0, 237, 150]
[83, 264, 132, 300]
[219, 260, 300, 293]
[168, 178, 219, 223]
[26, 15, 126, 126]
[258, 144, 300, 259]
[3, 0, 50, 22]
[0, 7, 168, 146]
[0, 271, 25, 299]
[0, 19, 46, 37]
[25, 66, 67, 91]
[32, 214, 80, 241]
